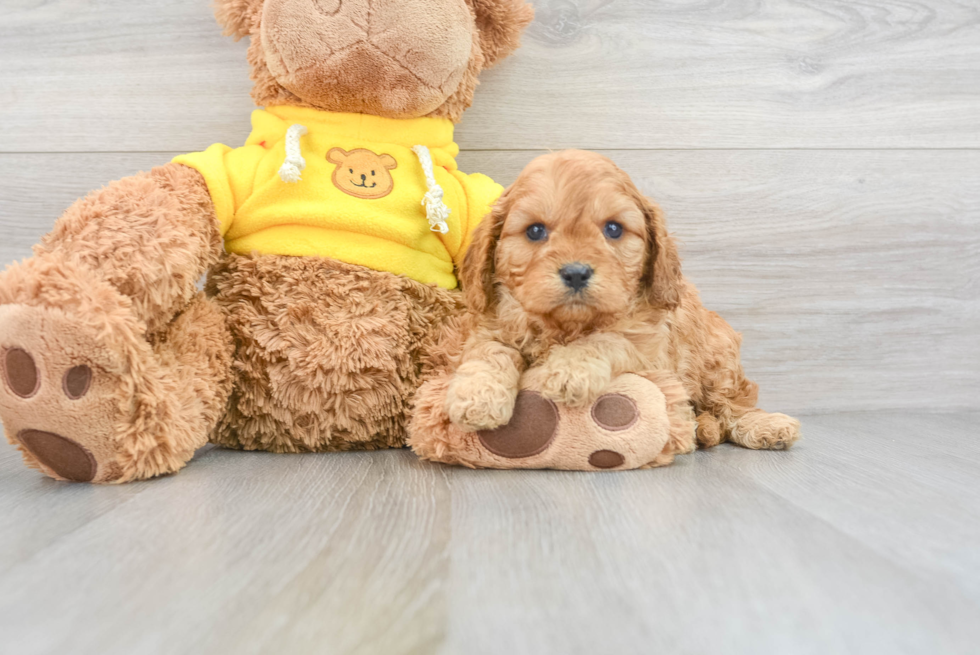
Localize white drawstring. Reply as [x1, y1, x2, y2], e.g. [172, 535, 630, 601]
[278, 124, 308, 183]
[411, 145, 450, 234]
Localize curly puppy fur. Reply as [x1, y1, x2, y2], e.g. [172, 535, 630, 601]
[444, 150, 801, 452]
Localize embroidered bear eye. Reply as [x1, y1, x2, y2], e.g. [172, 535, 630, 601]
[603, 221, 624, 239]
[526, 223, 548, 242]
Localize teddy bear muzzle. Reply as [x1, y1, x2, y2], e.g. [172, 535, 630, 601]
[261, 0, 475, 117]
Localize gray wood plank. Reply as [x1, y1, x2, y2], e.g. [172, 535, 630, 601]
[4, 150, 975, 413]
[0, 445, 451, 655]
[1, 0, 254, 154]
[2, 0, 979, 152]
[440, 440, 980, 655]
[0, 440, 151, 575]
[2, 413, 979, 654]
[712, 412, 980, 605]
[0, 153, 170, 260]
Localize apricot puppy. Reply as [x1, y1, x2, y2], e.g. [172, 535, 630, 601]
[445, 150, 801, 452]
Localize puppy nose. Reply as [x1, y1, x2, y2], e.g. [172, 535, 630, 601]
[559, 263, 593, 291]
[360, 173, 367, 181]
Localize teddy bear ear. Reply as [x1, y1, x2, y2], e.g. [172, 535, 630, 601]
[214, 0, 264, 40]
[329, 148, 353, 165]
[469, 0, 535, 68]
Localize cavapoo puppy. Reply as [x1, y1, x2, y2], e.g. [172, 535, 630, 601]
[410, 150, 799, 470]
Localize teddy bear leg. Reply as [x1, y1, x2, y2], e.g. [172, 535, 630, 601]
[0, 260, 234, 483]
[0, 163, 233, 482]
[206, 253, 463, 452]
[410, 372, 696, 471]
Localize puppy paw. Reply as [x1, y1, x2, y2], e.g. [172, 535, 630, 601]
[523, 349, 612, 407]
[445, 370, 518, 432]
[732, 411, 801, 450]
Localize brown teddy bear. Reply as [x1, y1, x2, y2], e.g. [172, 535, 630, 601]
[0, 0, 534, 483]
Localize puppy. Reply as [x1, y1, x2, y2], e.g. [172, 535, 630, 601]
[444, 150, 800, 452]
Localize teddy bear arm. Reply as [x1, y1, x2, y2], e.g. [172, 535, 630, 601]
[33, 163, 224, 335]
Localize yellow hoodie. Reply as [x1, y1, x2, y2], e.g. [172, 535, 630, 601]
[173, 107, 502, 289]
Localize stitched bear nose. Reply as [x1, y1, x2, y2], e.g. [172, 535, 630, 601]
[559, 263, 593, 291]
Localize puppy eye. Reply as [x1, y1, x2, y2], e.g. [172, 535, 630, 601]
[604, 221, 624, 240]
[371, 170, 376, 176]
[525, 223, 548, 242]
[349, 168, 354, 174]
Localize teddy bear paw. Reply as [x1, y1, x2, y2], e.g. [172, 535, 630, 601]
[422, 374, 677, 471]
[0, 303, 133, 483]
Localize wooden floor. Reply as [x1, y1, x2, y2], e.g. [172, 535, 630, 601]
[1, 0, 979, 653]
[1, 412, 978, 654]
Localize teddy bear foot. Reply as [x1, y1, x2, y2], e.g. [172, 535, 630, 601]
[411, 373, 689, 471]
[0, 302, 138, 482]
[0, 260, 233, 483]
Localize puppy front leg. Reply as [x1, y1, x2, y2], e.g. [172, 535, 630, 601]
[445, 339, 524, 432]
[524, 333, 643, 407]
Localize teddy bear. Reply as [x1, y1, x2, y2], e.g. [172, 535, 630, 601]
[0, 0, 534, 483]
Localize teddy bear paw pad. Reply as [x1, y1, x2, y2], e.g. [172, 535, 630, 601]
[588, 449, 626, 469]
[0, 304, 127, 483]
[478, 391, 558, 458]
[16, 430, 97, 482]
[591, 393, 639, 431]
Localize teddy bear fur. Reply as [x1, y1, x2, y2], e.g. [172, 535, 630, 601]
[0, 0, 533, 483]
[224, 0, 532, 122]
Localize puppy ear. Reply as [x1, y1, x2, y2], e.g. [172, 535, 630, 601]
[214, 0, 263, 40]
[380, 154, 398, 170]
[469, 0, 535, 68]
[638, 195, 684, 310]
[460, 191, 509, 315]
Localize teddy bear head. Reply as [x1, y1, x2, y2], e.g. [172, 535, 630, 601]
[214, 0, 534, 123]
